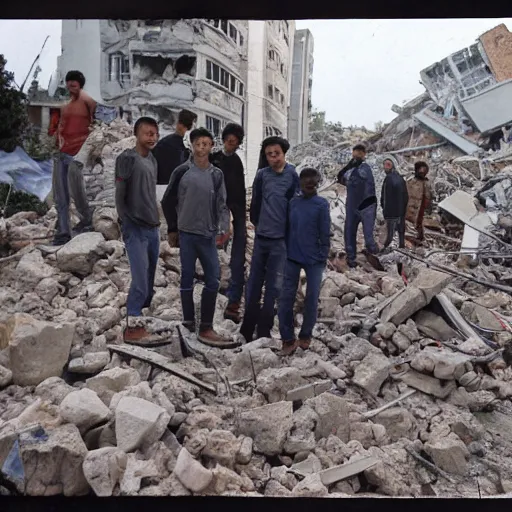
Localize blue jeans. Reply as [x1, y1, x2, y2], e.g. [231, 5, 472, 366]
[240, 236, 286, 341]
[122, 218, 160, 317]
[226, 212, 246, 305]
[344, 202, 378, 263]
[52, 152, 92, 240]
[179, 231, 220, 329]
[278, 259, 325, 341]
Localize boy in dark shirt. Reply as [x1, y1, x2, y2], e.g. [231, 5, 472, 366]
[240, 136, 300, 343]
[115, 117, 162, 346]
[278, 168, 331, 355]
[380, 157, 408, 250]
[161, 128, 233, 348]
[210, 123, 247, 324]
[152, 109, 197, 185]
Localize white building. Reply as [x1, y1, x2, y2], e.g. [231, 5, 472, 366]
[55, 19, 295, 184]
[288, 29, 314, 147]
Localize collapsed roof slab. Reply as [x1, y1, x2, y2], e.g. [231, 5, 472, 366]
[460, 78, 512, 134]
[413, 109, 482, 155]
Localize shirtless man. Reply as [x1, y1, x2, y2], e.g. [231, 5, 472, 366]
[49, 70, 97, 245]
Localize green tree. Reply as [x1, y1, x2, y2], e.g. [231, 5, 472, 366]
[0, 55, 28, 152]
[309, 109, 326, 132]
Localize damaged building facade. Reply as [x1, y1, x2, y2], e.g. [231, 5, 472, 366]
[288, 29, 314, 147]
[55, 19, 296, 176]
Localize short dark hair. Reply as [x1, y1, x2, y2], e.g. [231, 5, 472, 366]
[353, 144, 366, 153]
[134, 116, 159, 135]
[178, 109, 197, 130]
[414, 161, 429, 172]
[222, 123, 244, 144]
[65, 70, 86, 88]
[300, 167, 320, 179]
[262, 136, 290, 154]
[190, 127, 214, 144]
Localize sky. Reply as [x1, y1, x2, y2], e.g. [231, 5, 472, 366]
[1, 18, 511, 128]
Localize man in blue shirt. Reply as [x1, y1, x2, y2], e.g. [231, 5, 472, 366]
[278, 168, 331, 355]
[337, 144, 379, 267]
[240, 137, 300, 343]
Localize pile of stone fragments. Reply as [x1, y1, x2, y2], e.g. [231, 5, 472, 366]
[1, 123, 512, 498]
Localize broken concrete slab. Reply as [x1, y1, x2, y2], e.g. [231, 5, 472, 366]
[86, 367, 142, 406]
[174, 447, 213, 492]
[115, 396, 171, 452]
[411, 347, 471, 381]
[82, 447, 128, 496]
[237, 402, 293, 456]
[396, 369, 457, 399]
[424, 434, 470, 476]
[381, 270, 452, 326]
[319, 456, 379, 486]
[59, 388, 112, 434]
[1, 313, 75, 386]
[352, 352, 391, 396]
[413, 310, 459, 341]
[305, 393, 350, 442]
[286, 380, 333, 402]
[56, 232, 105, 276]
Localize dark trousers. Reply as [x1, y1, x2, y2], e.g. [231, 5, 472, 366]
[278, 259, 325, 341]
[383, 217, 406, 248]
[225, 212, 247, 305]
[179, 231, 220, 329]
[344, 202, 378, 264]
[241, 236, 286, 341]
[122, 218, 160, 317]
[52, 152, 92, 240]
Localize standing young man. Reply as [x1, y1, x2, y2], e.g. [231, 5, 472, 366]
[161, 128, 232, 348]
[210, 123, 247, 324]
[240, 136, 300, 343]
[380, 157, 409, 251]
[152, 109, 197, 186]
[115, 117, 162, 346]
[278, 168, 331, 355]
[49, 70, 96, 246]
[337, 144, 379, 267]
[406, 161, 431, 242]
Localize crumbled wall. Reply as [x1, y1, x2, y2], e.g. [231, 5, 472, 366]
[98, 19, 248, 132]
[479, 24, 512, 83]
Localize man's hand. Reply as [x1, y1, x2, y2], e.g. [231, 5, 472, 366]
[216, 232, 230, 249]
[168, 232, 179, 248]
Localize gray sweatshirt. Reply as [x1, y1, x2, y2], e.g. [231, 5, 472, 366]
[115, 148, 160, 228]
[161, 161, 229, 237]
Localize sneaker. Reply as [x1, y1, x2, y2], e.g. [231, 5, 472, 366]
[298, 338, 311, 350]
[280, 339, 298, 356]
[197, 328, 240, 348]
[123, 326, 171, 347]
[224, 303, 241, 324]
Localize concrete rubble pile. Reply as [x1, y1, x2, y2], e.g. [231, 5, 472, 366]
[2, 147, 512, 497]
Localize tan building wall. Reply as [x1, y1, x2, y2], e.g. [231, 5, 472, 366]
[480, 24, 512, 83]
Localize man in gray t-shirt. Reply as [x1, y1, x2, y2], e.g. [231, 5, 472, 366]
[161, 128, 237, 349]
[115, 116, 164, 347]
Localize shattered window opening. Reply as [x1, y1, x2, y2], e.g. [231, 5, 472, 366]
[175, 55, 196, 77]
[132, 54, 171, 78]
[239, 33, 244, 47]
[229, 23, 237, 41]
[204, 59, 245, 97]
[108, 52, 131, 84]
[221, 20, 228, 36]
[267, 84, 274, 99]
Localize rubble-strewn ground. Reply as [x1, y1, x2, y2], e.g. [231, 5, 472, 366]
[1, 119, 512, 498]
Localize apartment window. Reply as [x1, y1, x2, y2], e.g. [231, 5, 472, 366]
[229, 23, 237, 41]
[239, 33, 244, 47]
[268, 49, 275, 61]
[267, 84, 274, 99]
[205, 59, 245, 97]
[220, 20, 228, 35]
[108, 52, 130, 84]
[206, 115, 222, 138]
[208, 19, 220, 29]
[280, 93, 285, 105]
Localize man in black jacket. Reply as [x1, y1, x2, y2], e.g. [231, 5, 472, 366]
[380, 157, 408, 250]
[152, 109, 197, 185]
[210, 123, 247, 324]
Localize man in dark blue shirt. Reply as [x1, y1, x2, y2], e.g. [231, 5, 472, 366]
[278, 168, 331, 355]
[240, 136, 300, 343]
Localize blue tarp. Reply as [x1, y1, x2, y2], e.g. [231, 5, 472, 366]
[0, 147, 53, 202]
